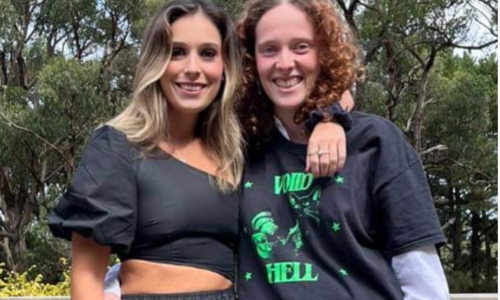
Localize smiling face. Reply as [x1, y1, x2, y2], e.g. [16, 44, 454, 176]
[160, 11, 224, 115]
[255, 3, 320, 115]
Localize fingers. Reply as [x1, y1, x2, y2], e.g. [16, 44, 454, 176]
[310, 151, 321, 177]
[337, 138, 346, 172]
[308, 144, 335, 178]
[318, 147, 329, 177]
[306, 125, 347, 177]
[326, 143, 338, 178]
[306, 141, 317, 173]
[306, 142, 316, 172]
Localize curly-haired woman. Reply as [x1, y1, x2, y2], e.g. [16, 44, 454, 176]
[235, 0, 449, 299]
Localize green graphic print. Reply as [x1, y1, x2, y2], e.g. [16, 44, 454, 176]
[250, 210, 319, 284]
[248, 172, 332, 284]
[289, 186, 321, 225]
[251, 211, 280, 260]
[251, 212, 304, 260]
[246, 172, 351, 284]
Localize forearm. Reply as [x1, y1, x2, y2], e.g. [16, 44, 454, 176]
[339, 90, 354, 111]
[71, 270, 106, 300]
[71, 233, 111, 300]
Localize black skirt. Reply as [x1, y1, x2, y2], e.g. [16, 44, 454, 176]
[121, 288, 236, 300]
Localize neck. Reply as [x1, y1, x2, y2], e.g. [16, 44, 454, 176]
[274, 109, 308, 144]
[167, 109, 199, 145]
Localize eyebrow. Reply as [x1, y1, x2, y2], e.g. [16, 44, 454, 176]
[172, 41, 221, 49]
[257, 37, 315, 47]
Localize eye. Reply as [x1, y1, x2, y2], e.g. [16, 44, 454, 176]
[171, 47, 186, 59]
[261, 46, 277, 56]
[295, 43, 310, 53]
[201, 48, 218, 60]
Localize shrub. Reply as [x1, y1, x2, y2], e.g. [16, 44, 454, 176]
[0, 258, 70, 297]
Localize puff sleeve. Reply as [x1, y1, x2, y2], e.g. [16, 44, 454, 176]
[49, 126, 137, 255]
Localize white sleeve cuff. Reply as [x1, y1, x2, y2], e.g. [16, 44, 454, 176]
[104, 263, 122, 297]
[392, 245, 450, 300]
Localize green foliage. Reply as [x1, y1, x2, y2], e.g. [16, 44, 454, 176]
[0, 261, 70, 297]
[422, 53, 498, 292]
[0, 0, 496, 294]
[214, 0, 244, 18]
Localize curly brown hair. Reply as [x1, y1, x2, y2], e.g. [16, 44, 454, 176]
[235, 0, 362, 147]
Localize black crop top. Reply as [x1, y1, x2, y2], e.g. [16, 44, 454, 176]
[49, 126, 238, 281]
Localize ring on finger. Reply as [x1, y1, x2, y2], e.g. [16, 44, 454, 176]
[317, 150, 330, 156]
[309, 150, 330, 156]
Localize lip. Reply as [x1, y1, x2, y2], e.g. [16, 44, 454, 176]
[272, 76, 303, 92]
[175, 82, 207, 97]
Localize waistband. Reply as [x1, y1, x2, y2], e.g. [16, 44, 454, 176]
[122, 288, 236, 300]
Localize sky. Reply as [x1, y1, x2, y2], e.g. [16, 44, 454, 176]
[453, 1, 498, 58]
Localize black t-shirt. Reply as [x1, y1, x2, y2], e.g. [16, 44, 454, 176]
[237, 112, 445, 300]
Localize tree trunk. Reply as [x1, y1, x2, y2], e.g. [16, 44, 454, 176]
[411, 69, 429, 153]
[470, 211, 481, 286]
[0, 166, 40, 272]
[0, 51, 7, 86]
[451, 187, 463, 271]
[384, 40, 400, 122]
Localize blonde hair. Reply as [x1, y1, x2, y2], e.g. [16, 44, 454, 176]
[107, 0, 244, 193]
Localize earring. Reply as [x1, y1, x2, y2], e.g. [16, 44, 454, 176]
[256, 80, 262, 95]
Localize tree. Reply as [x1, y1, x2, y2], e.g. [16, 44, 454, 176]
[0, 0, 496, 293]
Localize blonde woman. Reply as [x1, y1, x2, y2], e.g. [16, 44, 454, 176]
[49, 0, 351, 299]
[49, 0, 243, 299]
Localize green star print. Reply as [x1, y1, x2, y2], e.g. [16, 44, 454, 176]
[244, 181, 254, 189]
[334, 175, 345, 185]
[332, 222, 341, 233]
[245, 272, 253, 281]
[340, 269, 348, 277]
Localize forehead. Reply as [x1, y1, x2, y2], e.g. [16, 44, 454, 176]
[255, 3, 315, 44]
[171, 11, 222, 45]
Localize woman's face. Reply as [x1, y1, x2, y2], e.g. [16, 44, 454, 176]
[255, 3, 320, 115]
[161, 12, 224, 115]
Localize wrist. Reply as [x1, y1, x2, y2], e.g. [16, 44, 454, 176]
[305, 102, 353, 134]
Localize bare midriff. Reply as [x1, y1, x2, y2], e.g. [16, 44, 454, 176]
[120, 260, 232, 295]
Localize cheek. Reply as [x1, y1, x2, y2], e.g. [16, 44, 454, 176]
[163, 61, 183, 79]
[206, 59, 224, 81]
[303, 52, 320, 76]
[256, 55, 273, 79]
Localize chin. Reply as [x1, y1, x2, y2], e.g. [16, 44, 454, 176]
[179, 105, 211, 115]
[272, 96, 306, 110]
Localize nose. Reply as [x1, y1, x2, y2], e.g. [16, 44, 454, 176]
[276, 50, 294, 73]
[184, 54, 201, 79]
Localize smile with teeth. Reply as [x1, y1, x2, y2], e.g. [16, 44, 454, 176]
[273, 77, 302, 88]
[176, 83, 206, 91]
